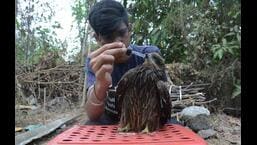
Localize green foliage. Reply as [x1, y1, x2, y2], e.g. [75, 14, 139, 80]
[15, 0, 65, 65]
[211, 38, 240, 61]
[130, 0, 240, 65]
[129, 0, 241, 103]
[72, 0, 88, 39]
[72, 0, 87, 24]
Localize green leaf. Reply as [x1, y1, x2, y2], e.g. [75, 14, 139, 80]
[214, 49, 223, 60]
[152, 31, 161, 44]
[143, 0, 147, 7]
[233, 11, 240, 19]
[224, 32, 235, 37]
[42, 28, 50, 33]
[150, 28, 159, 35]
[15, 21, 21, 30]
[218, 49, 224, 60]
[228, 11, 232, 16]
[227, 47, 234, 55]
[232, 84, 241, 99]
[237, 34, 241, 41]
[234, 25, 239, 32]
[222, 38, 227, 45]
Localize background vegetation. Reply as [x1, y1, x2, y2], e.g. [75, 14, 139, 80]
[15, 0, 241, 112]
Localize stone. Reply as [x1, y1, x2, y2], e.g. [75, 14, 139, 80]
[180, 106, 210, 120]
[198, 129, 217, 139]
[186, 114, 212, 132]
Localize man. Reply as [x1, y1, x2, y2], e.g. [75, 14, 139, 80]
[84, 0, 161, 125]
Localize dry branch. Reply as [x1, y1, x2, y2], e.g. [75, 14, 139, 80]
[15, 63, 85, 107]
[167, 82, 215, 114]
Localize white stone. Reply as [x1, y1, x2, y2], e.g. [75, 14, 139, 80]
[181, 106, 210, 119]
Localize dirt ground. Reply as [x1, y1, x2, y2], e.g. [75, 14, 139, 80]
[15, 108, 240, 145]
[15, 106, 88, 145]
[25, 112, 88, 145]
[206, 113, 241, 145]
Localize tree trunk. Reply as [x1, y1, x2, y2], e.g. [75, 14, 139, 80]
[15, 0, 18, 18]
[25, 1, 33, 65]
[123, 0, 127, 8]
[79, 22, 90, 107]
[80, 0, 95, 108]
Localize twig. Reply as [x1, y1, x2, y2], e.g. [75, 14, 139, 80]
[171, 93, 205, 98]
[16, 64, 84, 78]
[80, 73, 87, 108]
[182, 82, 193, 90]
[179, 86, 182, 100]
[181, 87, 205, 92]
[43, 88, 46, 125]
[194, 98, 217, 105]
[22, 80, 79, 84]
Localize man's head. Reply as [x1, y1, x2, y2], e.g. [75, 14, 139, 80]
[88, 0, 131, 47]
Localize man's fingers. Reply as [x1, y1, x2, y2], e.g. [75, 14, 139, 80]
[95, 64, 113, 86]
[103, 47, 127, 58]
[90, 54, 115, 72]
[89, 42, 124, 58]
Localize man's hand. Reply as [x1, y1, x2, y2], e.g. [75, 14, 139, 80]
[88, 42, 127, 101]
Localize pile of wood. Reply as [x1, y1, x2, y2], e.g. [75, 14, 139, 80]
[15, 63, 85, 106]
[163, 63, 216, 116]
[15, 59, 215, 117]
[167, 82, 216, 116]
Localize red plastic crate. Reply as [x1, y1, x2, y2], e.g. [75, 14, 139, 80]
[47, 124, 207, 145]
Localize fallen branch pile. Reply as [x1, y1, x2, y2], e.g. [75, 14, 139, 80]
[15, 61, 216, 117]
[167, 82, 216, 116]
[15, 63, 85, 106]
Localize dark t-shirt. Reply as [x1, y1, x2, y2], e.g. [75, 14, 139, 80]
[85, 44, 160, 123]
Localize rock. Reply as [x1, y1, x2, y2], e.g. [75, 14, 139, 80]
[223, 107, 241, 117]
[26, 95, 38, 106]
[46, 97, 70, 112]
[186, 114, 212, 132]
[198, 129, 217, 139]
[181, 106, 210, 120]
[24, 124, 43, 131]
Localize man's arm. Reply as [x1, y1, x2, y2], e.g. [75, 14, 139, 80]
[85, 82, 107, 121]
[84, 42, 127, 121]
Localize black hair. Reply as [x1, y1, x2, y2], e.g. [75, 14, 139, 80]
[88, 0, 128, 37]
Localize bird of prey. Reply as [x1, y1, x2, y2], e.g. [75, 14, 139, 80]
[116, 52, 172, 133]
